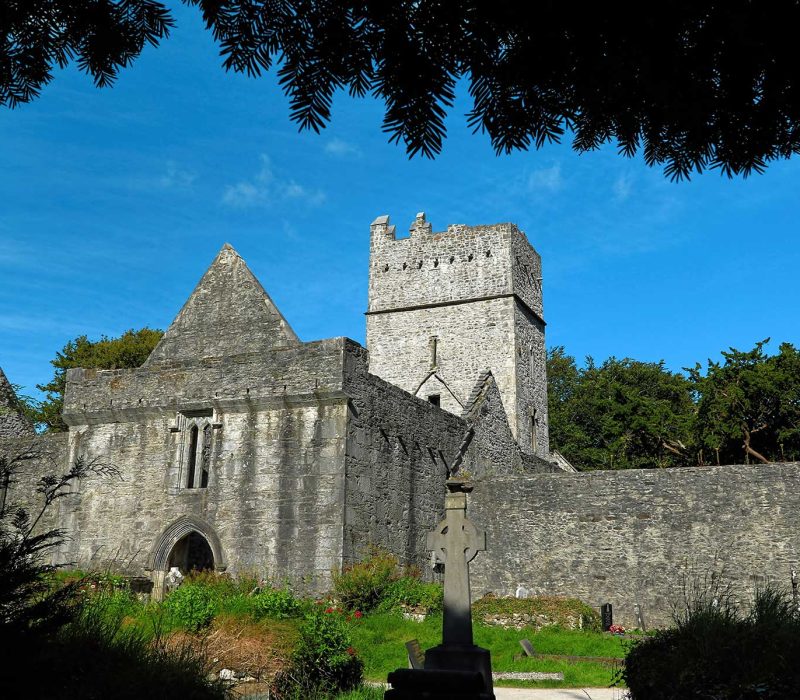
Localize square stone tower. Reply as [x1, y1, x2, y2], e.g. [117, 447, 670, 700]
[366, 213, 549, 456]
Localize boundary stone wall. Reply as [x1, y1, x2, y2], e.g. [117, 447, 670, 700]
[469, 463, 800, 628]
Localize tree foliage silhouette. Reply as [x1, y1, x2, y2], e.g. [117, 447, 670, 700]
[4, 2, 800, 177]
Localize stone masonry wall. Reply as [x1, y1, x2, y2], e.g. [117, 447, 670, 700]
[342, 342, 466, 574]
[57, 339, 356, 592]
[461, 373, 558, 477]
[513, 303, 549, 456]
[0, 367, 35, 439]
[1, 433, 69, 538]
[469, 463, 800, 628]
[366, 215, 547, 447]
[59, 399, 347, 590]
[64, 339, 347, 422]
[367, 297, 517, 427]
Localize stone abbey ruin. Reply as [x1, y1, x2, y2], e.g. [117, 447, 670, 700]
[2, 214, 799, 626]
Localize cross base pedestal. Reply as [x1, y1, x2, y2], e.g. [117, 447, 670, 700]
[425, 644, 494, 697]
[385, 666, 494, 700]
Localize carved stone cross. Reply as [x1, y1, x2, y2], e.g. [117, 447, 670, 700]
[426, 480, 486, 646]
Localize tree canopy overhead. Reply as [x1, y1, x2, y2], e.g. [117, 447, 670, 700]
[4, 2, 800, 178]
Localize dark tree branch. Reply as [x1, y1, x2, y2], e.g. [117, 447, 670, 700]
[4, 2, 800, 177]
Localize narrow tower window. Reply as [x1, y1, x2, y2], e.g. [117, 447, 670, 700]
[530, 410, 538, 452]
[429, 336, 438, 369]
[186, 424, 199, 488]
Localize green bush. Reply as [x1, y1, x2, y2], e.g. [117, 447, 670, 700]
[333, 550, 399, 612]
[378, 577, 443, 614]
[271, 610, 364, 699]
[472, 595, 601, 632]
[621, 587, 800, 700]
[84, 588, 142, 621]
[164, 582, 218, 632]
[251, 587, 301, 620]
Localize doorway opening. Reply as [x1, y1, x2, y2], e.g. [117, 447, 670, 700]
[167, 531, 214, 574]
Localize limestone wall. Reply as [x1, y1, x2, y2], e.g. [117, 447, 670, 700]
[57, 339, 356, 591]
[368, 220, 519, 312]
[513, 303, 549, 456]
[342, 342, 466, 574]
[367, 297, 518, 424]
[469, 463, 800, 628]
[59, 399, 347, 590]
[63, 339, 347, 422]
[365, 216, 547, 448]
[1, 433, 69, 536]
[0, 367, 35, 439]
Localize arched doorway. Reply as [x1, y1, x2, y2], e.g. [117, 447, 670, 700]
[146, 515, 226, 599]
[167, 531, 215, 574]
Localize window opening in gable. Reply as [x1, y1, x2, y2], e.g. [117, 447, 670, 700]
[186, 424, 199, 489]
[428, 394, 441, 408]
[200, 424, 212, 488]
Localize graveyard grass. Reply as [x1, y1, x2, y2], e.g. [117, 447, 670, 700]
[349, 612, 625, 688]
[67, 584, 625, 690]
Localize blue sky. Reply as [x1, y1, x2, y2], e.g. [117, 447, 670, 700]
[2, 4, 799, 398]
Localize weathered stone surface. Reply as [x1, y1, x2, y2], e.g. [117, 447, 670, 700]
[366, 214, 549, 456]
[1, 432, 69, 536]
[0, 367, 34, 439]
[469, 463, 800, 628]
[343, 342, 466, 572]
[144, 244, 299, 366]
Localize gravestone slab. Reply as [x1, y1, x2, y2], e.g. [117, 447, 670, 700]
[405, 639, 425, 670]
[601, 603, 613, 631]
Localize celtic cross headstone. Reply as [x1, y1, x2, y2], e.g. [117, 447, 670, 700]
[426, 481, 486, 646]
[385, 479, 494, 700]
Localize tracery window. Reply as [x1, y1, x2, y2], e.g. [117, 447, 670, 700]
[172, 409, 218, 489]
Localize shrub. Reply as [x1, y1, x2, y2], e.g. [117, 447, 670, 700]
[333, 550, 399, 612]
[84, 588, 142, 622]
[271, 610, 363, 698]
[164, 582, 218, 632]
[251, 587, 301, 620]
[472, 595, 601, 632]
[378, 577, 443, 614]
[621, 586, 800, 700]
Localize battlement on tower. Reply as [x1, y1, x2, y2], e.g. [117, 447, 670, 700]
[368, 213, 543, 320]
[366, 212, 549, 457]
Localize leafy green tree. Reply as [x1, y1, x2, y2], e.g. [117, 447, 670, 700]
[5, 3, 800, 177]
[689, 339, 800, 465]
[547, 349, 695, 470]
[33, 328, 163, 432]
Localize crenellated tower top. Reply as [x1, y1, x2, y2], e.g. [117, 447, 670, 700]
[366, 212, 549, 457]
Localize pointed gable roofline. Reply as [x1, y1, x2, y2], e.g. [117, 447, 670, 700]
[144, 244, 300, 366]
[461, 369, 496, 421]
[0, 367, 35, 438]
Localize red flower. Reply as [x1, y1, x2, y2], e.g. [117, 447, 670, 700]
[325, 607, 334, 614]
[354, 611, 363, 619]
[347, 647, 356, 656]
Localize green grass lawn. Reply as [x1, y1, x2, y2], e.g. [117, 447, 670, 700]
[349, 612, 626, 688]
[67, 575, 629, 690]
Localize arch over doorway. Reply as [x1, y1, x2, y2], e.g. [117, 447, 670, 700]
[146, 515, 227, 574]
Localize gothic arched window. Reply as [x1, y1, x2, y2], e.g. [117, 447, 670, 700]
[174, 408, 218, 489]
